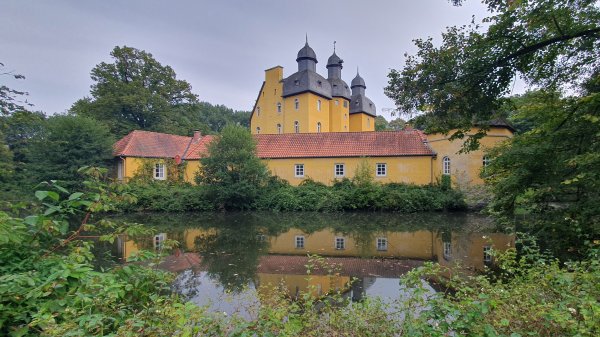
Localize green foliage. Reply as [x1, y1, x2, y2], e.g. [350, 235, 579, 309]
[120, 182, 214, 212]
[0, 62, 33, 115]
[0, 131, 14, 183]
[70, 46, 198, 137]
[196, 125, 269, 210]
[27, 115, 114, 189]
[386, 0, 600, 143]
[375, 115, 389, 131]
[483, 86, 600, 261]
[130, 158, 187, 184]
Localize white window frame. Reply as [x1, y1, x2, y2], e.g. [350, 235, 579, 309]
[343, 100, 348, 108]
[277, 102, 282, 113]
[443, 241, 452, 259]
[277, 123, 282, 134]
[154, 163, 166, 180]
[443, 156, 451, 175]
[335, 237, 345, 250]
[294, 164, 304, 178]
[294, 121, 299, 133]
[334, 163, 345, 177]
[117, 160, 124, 181]
[376, 237, 388, 251]
[376, 163, 387, 177]
[483, 155, 491, 169]
[483, 245, 493, 263]
[335, 99, 339, 106]
[317, 122, 321, 133]
[317, 99, 322, 111]
[294, 98, 299, 110]
[295, 235, 305, 249]
[154, 233, 166, 250]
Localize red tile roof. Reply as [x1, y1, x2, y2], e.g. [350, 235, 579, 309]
[114, 130, 435, 160]
[255, 131, 435, 158]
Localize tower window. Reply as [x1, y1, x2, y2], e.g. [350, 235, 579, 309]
[257, 106, 260, 116]
[256, 126, 261, 134]
[335, 100, 339, 106]
[274, 88, 277, 95]
[317, 99, 321, 111]
[294, 98, 299, 110]
[367, 117, 371, 128]
[443, 156, 451, 175]
[277, 102, 282, 113]
[344, 101, 348, 108]
[344, 113, 347, 120]
[294, 121, 299, 133]
[277, 123, 282, 134]
[317, 122, 321, 133]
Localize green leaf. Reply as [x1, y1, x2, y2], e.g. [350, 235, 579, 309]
[68, 192, 84, 201]
[35, 190, 49, 201]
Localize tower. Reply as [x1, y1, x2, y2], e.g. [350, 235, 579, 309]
[326, 45, 352, 132]
[349, 70, 376, 132]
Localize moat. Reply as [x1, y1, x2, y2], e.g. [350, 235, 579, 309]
[103, 212, 513, 318]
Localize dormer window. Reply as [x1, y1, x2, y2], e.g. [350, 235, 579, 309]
[317, 80, 322, 87]
[294, 80, 299, 86]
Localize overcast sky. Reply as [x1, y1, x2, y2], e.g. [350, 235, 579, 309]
[1, 0, 490, 120]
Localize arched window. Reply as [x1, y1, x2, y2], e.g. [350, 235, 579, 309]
[317, 99, 321, 111]
[277, 102, 282, 113]
[317, 122, 321, 133]
[256, 126, 261, 134]
[294, 98, 299, 110]
[335, 99, 339, 106]
[443, 156, 451, 175]
[277, 123, 282, 134]
[294, 121, 299, 133]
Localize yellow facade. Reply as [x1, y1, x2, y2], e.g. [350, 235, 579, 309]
[329, 98, 350, 132]
[117, 157, 200, 184]
[265, 156, 433, 186]
[427, 127, 512, 185]
[349, 113, 375, 132]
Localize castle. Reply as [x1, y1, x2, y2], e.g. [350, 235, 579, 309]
[113, 41, 513, 186]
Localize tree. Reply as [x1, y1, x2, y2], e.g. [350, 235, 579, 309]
[387, 117, 407, 130]
[196, 125, 269, 210]
[0, 131, 14, 183]
[484, 82, 599, 260]
[385, 0, 600, 146]
[28, 115, 115, 188]
[71, 46, 198, 137]
[0, 110, 46, 170]
[375, 115, 389, 131]
[0, 62, 33, 115]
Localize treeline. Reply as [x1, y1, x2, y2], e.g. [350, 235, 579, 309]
[0, 46, 249, 199]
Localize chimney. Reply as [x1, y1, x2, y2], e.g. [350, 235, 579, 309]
[193, 130, 201, 143]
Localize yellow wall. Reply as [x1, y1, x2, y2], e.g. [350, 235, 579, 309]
[265, 156, 433, 186]
[119, 157, 200, 184]
[257, 273, 350, 298]
[250, 67, 285, 135]
[328, 98, 350, 132]
[349, 113, 375, 132]
[268, 228, 435, 259]
[427, 127, 512, 185]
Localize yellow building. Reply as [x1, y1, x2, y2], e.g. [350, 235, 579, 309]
[112, 41, 514, 186]
[250, 41, 376, 134]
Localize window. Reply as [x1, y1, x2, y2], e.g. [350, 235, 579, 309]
[344, 113, 347, 120]
[274, 88, 277, 95]
[335, 99, 339, 106]
[343, 101, 348, 108]
[334, 163, 345, 177]
[376, 163, 387, 177]
[294, 98, 299, 110]
[443, 156, 451, 175]
[277, 123, 282, 134]
[294, 121, 299, 133]
[376, 238, 388, 251]
[443, 242, 452, 259]
[117, 160, 124, 181]
[367, 117, 371, 128]
[154, 163, 166, 180]
[295, 164, 304, 177]
[483, 155, 491, 168]
[154, 233, 166, 250]
[483, 245, 493, 263]
[317, 122, 321, 133]
[295, 236, 305, 249]
[335, 237, 345, 250]
[277, 102, 282, 113]
[257, 106, 260, 116]
[317, 99, 321, 111]
[256, 126, 261, 134]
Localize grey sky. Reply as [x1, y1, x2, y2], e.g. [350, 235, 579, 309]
[1, 0, 490, 120]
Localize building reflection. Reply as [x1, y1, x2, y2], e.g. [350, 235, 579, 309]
[116, 224, 514, 299]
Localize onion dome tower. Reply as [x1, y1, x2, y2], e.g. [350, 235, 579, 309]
[282, 39, 332, 99]
[326, 46, 351, 100]
[350, 70, 376, 116]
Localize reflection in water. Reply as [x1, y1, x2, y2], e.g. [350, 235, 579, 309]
[110, 212, 513, 313]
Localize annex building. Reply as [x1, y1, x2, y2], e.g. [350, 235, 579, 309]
[113, 42, 514, 186]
